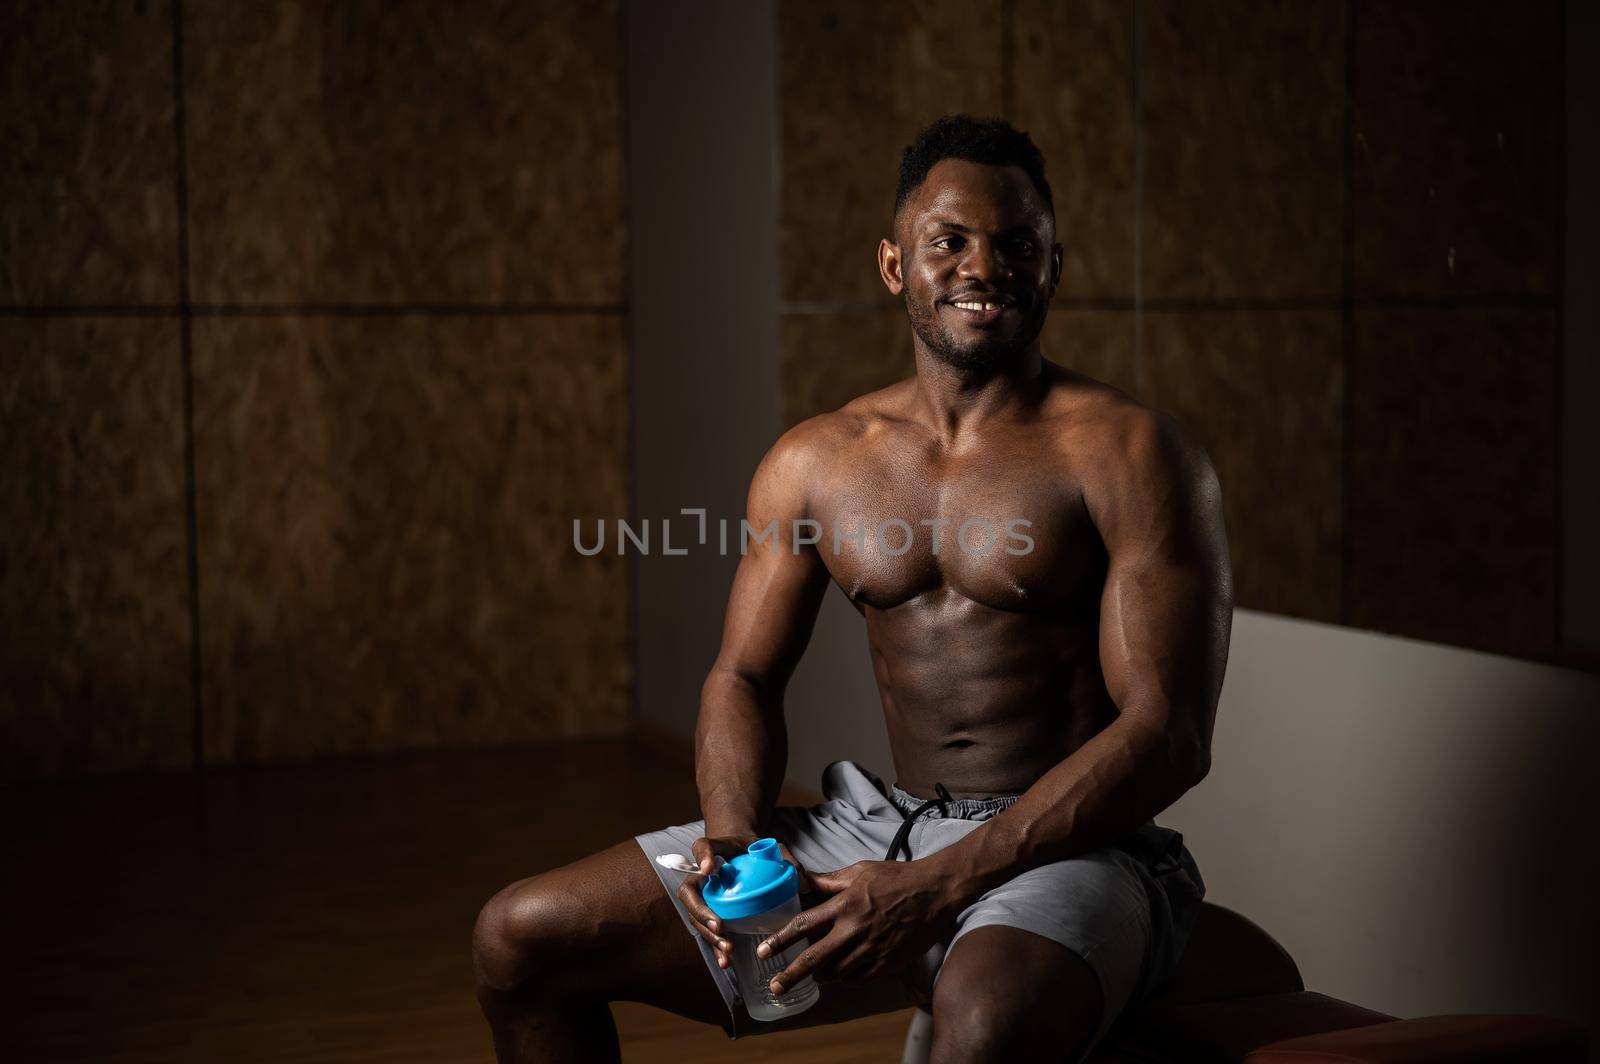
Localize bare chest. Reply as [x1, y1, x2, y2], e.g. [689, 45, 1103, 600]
[807, 448, 1105, 613]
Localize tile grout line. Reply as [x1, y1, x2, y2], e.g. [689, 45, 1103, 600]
[2, 291, 1553, 319]
[768, 2, 786, 438]
[189, 302, 630, 316]
[617, 0, 642, 734]
[1340, 0, 1356, 629]
[1552, 0, 1567, 657]
[1133, 0, 1145, 399]
[1000, 0, 1013, 121]
[0, 303, 630, 317]
[770, 293, 1558, 316]
[171, 0, 205, 782]
[0, 305, 183, 317]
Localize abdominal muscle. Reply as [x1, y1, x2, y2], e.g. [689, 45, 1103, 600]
[866, 593, 1118, 799]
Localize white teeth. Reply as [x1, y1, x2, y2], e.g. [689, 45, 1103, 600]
[954, 301, 1001, 311]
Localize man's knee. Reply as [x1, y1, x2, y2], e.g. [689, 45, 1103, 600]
[930, 971, 1042, 1059]
[472, 874, 586, 992]
[928, 931, 1104, 1062]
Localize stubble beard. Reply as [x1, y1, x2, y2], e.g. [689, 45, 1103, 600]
[904, 292, 1047, 375]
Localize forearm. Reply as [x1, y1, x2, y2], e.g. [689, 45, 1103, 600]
[695, 669, 789, 837]
[925, 716, 1204, 901]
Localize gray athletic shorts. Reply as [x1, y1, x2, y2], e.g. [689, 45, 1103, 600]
[634, 759, 1206, 1056]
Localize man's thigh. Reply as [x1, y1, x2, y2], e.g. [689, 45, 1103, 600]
[930, 844, 1155, 1054]
[476, 838, 728, 1027]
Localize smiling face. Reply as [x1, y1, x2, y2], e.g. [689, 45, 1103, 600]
[879, 158, 1062, 375]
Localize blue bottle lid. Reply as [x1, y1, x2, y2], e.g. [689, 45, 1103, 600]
[702, 838, 799, 920]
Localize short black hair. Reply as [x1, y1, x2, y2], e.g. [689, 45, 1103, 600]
[893, 114, 1054, 222]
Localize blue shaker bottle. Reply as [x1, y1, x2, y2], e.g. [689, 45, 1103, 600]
[702, 838, 821, 1020]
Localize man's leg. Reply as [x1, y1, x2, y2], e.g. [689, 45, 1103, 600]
[472, 839, 728, 1064]
[927, 925, 1105, 1064]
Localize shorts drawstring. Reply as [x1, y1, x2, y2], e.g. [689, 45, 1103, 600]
[883, 782, 953, 862]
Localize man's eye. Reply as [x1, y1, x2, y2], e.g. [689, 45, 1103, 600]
[932, 236, 963, 251]
[1010, 241, 1036, 256]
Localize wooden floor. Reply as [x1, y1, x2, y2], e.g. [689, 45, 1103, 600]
[3, 739, 917, 1062]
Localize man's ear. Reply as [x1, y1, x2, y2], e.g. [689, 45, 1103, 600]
[1049, 242, 1064, 297]
[878, 237, 905, 296]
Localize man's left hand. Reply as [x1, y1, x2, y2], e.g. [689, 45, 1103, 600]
[756, 859, 965, 995]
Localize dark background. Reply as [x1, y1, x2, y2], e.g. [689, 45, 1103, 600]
[2, 0, 1592, 782]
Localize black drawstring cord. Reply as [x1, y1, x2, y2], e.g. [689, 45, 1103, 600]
[884, 783, 953, 862]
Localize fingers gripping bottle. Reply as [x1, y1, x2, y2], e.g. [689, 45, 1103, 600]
[702, 838, 820, 1021]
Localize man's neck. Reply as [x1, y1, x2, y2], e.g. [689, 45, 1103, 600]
[908, 343, 1047, 445]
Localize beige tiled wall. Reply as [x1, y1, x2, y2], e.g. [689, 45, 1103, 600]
[192, 314, 630, 764]
[1136, 0, 1350, 626]
[0, 1, 179, 305]
[1011, 0, 1138, 301]
[183, 2, 624, 306]
[774, 0, 1564, 660]
[0, 318, 191, 778]
[1141, 0, 1345, 302]
[1, 0, 630, 778]
[1344, 1, 1562, 657]
[1348, 3, 1561, 299]
[1143, 310, 1343, 623]
[1345, 308, 1558, 657]
[1039, 310, 1137, 396]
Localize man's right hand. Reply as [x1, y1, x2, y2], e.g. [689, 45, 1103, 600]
[678, 834, 813, 971]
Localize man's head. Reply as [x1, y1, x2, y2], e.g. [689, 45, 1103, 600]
[879, 115, 1062, 375]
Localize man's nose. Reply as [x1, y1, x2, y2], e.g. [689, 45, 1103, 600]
[956, 239, 1007, 283]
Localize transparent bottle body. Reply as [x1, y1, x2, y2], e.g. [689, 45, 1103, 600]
[719, 895, 820, 1021]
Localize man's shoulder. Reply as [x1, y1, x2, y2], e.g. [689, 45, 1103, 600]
[771, 379, 915, 463]
[1040, 367, 1145, 449]
[1044, 368, 1211, 494]
[751, 401, 872, 500]
[747, 390, 906, 521]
